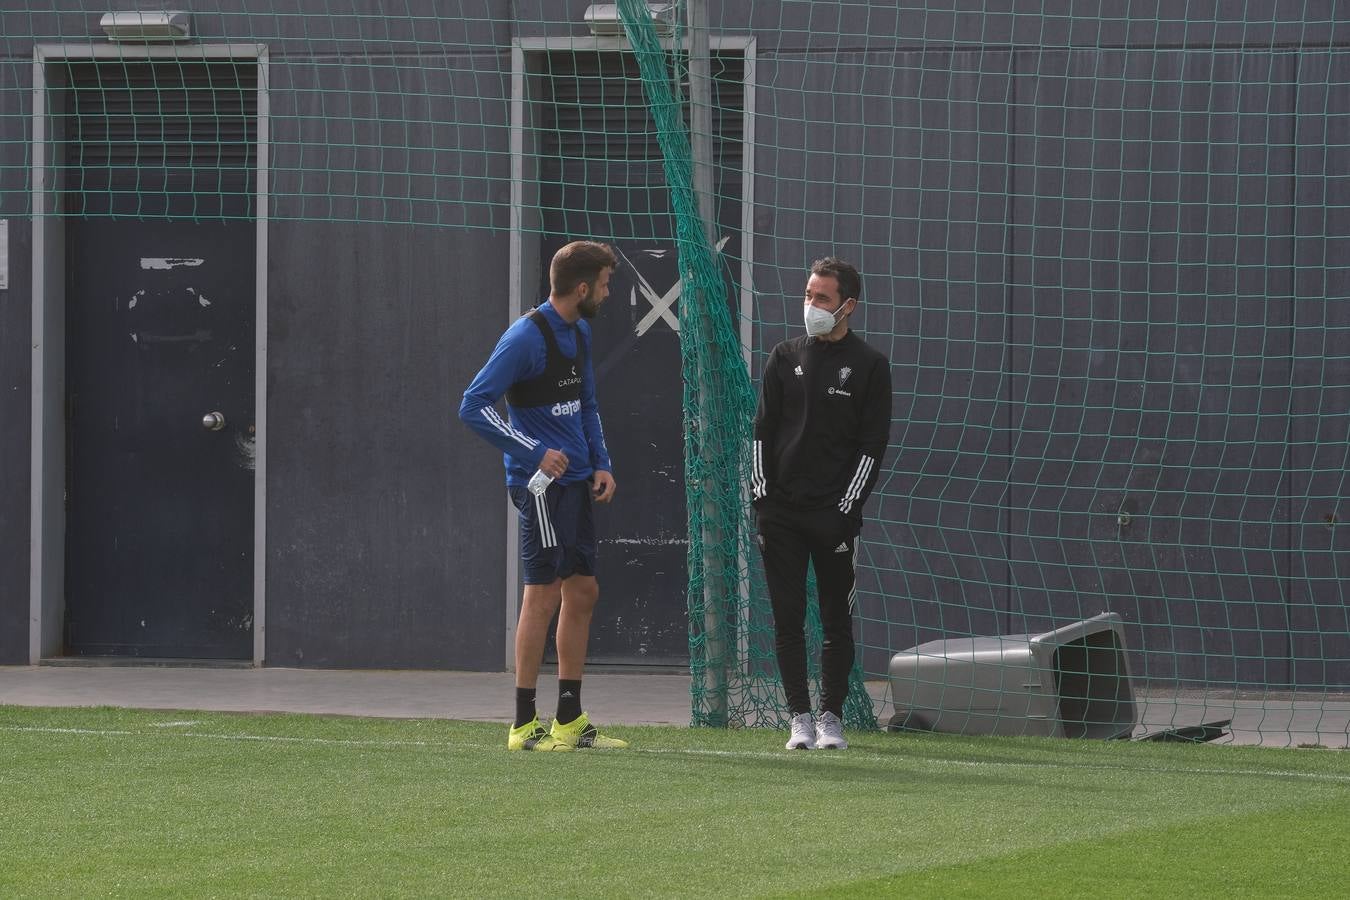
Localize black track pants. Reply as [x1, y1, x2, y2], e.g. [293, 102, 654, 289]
[755, 502, 857, 717]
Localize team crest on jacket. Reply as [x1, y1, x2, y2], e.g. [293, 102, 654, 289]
[838, 366, 852, 386]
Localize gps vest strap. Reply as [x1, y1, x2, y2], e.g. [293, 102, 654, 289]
[505, 310, 585, 408]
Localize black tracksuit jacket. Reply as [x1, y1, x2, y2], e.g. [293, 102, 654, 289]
[752, 330, 892, 534]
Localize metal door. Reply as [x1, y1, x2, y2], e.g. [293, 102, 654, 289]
[61, 60, 256, 658]
[536, 50, 744, 665]
[540, 236, 691, 664]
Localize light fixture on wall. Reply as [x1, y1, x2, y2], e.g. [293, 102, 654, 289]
[100, 11, 192, 42]
[583, 4, 675, 38]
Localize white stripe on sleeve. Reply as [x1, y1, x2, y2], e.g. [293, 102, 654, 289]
[838, 455, 875, 514]
[752, 440, 766, 500]
[481, 407, 539, 451]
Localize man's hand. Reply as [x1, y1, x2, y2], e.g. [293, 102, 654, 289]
[592, 470, 616, 503]
[539, 448, 569, 479]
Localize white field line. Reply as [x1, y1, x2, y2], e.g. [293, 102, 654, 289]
[5, 724, 1350, 785]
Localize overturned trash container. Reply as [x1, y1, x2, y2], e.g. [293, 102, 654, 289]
[887, 612, 1137, 739]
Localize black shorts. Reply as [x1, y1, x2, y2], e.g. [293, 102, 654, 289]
[508, 479, 597, 584]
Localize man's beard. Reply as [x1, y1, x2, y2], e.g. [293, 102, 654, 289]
[578, 296, 600, 319]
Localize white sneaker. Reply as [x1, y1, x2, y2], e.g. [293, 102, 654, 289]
[786, 712, 816, 750]
[815, 711, 848, 750]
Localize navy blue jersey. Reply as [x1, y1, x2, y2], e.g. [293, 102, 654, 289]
[459, 300, 612, 487]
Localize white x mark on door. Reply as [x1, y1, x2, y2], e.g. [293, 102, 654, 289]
[634, 278, 680, 336]
[631, 236, 730, 337]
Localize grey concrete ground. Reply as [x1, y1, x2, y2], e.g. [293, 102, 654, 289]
[0, 665, 695, 725]
[1133, 691, 1350, 749]
[1, 665, 1346, 747]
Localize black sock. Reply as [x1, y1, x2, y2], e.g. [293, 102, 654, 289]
[557, 679, 582, 725]
[514, 687, 537, 728]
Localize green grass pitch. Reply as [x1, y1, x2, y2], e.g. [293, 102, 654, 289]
[1, 706, 1346, 897]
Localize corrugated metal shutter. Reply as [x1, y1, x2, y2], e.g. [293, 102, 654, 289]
[59, 60, 256, 216]
[539, 50, 744, 188]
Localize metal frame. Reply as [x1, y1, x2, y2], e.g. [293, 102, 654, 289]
[29, 42, 270, 665]
[507, 34, 757, 671]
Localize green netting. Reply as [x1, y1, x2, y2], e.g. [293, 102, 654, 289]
[4, 3, 1349, 746]
[622, 4, 1350, 742]
[616, 0, 874, 729]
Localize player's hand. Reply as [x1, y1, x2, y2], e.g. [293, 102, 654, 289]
[592, 470, 616, 503]
[540, 448, 569, 479]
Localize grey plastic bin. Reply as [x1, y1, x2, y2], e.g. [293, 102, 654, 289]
[887, 612, 1137, 739]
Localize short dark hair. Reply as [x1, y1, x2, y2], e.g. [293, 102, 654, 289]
[551, 240, 617, 297]
[810, 257, 861, 304]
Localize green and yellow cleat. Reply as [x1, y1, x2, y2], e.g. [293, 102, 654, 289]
[507, 718, 572, 751]
[549, 712, 629, 749]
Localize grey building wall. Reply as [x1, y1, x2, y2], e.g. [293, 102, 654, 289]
[0, 95, 31, 665]
[0, 2, 521, 668]
[2, 2, 1348, 686]
[263, 221, 507, 668]
[735, 5, 1350, 686]
[0, 29, 34, 663]
[256, 8, 516, 667]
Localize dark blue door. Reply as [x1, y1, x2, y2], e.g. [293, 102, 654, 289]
[535, 50, 745, 665]
[62, 60, 256, 658]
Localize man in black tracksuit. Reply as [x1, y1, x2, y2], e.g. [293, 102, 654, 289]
[752, 257, 892, 750]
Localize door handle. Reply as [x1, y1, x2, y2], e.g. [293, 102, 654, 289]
[202, 411, 226, 431]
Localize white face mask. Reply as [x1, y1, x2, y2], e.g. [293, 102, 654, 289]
[803, 301, 843, 337]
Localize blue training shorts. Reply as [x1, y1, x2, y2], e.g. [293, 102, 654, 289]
[508, 479, 597, 584]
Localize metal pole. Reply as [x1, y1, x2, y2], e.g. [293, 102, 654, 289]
[687, 0, 714, 242]
[687, 0, 729, 724]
